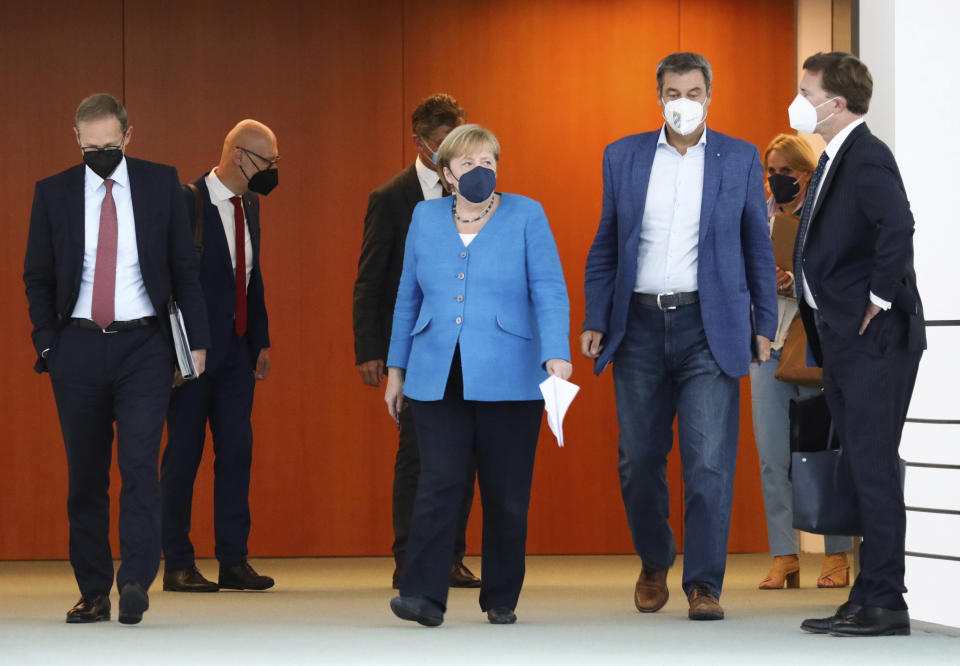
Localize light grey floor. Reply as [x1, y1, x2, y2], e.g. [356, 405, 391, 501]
[0, 553, 956, 665]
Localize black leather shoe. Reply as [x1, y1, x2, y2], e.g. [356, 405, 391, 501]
[801, 601, 862, 634]
[118, 583, 149, 625]
[450, 560, 481, 588]
[487, 607, 517, 624]
[392, 566, 401, 590]
[66, 595, 110, 623]
[390, 595, 444, 627]
[163, 566, 219, 592]
[218, 561, 275, 591]
[829, 606, 910, 637]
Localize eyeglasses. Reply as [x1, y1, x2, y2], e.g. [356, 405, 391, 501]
[236, 146, 280, 168]
[81, 142, 124, 153]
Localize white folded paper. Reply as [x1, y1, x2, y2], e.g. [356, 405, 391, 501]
[539, 375, 580, 447]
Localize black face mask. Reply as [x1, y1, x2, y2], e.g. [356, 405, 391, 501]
[768, 173, 801, 204]
[83, 148, 123, 180]
[238, 150, 279, 196]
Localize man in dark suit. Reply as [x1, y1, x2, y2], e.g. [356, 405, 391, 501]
[23, 93, 210, 625]
[353, 94, 480, 589]
[160, 120, 276, 593]
[582, 53, 777, 621]
[792, 52, 924, 638]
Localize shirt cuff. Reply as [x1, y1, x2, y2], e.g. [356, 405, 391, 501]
[869, 291, 892, 310]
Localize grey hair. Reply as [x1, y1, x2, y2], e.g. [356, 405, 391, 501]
[656, 52, 712, 92]
[75, 93, 128, 134]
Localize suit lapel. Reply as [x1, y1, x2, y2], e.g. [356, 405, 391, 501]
[699, 130, 721, 246]
[127, 158, 154, 273]
[198, 177, 236, 281]
[243, 192, 260, 269]
[65, 165, 86, 284]
[402, 163, 424, 210]
[810, 122, 868, 224]
[629, 133, 658, 238]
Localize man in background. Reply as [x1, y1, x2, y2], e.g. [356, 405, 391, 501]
[161, 120, 277, 593]
[353, 94, 480, 589]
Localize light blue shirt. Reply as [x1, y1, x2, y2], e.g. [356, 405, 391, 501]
[633, 126, 707, 294]
[72, 157, 155, 321]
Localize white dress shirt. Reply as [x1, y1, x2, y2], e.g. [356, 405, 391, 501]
[72, 157, 156, 321]
[415, 156, 444, 200]
[801, 117, 889, 311]
[634, 126, 707, 294]
[206, 167, 253, 287]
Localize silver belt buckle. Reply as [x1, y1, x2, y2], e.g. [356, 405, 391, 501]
[656, 292, 677, 311]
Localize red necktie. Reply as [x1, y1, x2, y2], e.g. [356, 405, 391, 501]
[91, 179, 117, 329]
[230, 196, 247, 337]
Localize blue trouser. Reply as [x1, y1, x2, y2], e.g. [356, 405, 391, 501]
[612, 297, 738, 598]
[402, 350, 542, 612]
[749, 348, 853, 556]
[161, 333, 255, 570]
[50, 322, 173, 597]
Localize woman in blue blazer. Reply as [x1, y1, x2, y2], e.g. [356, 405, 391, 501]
[385, 124, 571, 626]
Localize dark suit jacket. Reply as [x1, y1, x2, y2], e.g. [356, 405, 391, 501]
[183, 175, 269, 371]
[353, 164, 423, 365]
[797, 123, 925, 364]
[583, 128, 778, 378]
[24, 157, 210, 373]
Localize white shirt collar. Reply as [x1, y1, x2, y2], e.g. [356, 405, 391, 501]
[207, 166, 240, 203]
[85, 156, 129, 192]
[824, 117, 866, 161]
[657, 125, 708, 150]
[415, 155, 440, 188]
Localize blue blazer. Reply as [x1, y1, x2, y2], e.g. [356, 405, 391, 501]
[184, 176, 269, 372]
[387, 193, 570, 401]
[583, 128, 777, 378]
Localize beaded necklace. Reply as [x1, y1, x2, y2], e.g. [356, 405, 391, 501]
[452, 193, 496, 223]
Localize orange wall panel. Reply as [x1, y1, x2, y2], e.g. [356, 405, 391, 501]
[0, 0, 795, 560]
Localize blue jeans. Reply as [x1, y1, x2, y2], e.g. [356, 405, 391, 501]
[749, 349, 853, 556]
[612, 298, 738, 598]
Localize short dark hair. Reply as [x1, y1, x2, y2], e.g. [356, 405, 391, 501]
[656, 52, 712, 93]
[75, 93, 128, 134]
[411, 93, 467, 137]
[802, 52, 872, 114]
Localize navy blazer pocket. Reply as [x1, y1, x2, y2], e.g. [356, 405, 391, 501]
[496, 314, 533, 340]
[411, 311, 432, 336]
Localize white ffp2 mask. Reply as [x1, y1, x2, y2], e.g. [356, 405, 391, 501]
[663, 98, 706, 136]
[788, 94, 838, 134]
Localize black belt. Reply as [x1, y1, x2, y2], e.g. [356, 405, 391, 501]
[70, 317, 157, 333]
[633, 291, 699, 311]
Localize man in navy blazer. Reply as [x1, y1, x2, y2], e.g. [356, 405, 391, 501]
[792, 53, 924, 638]
[160, 120, 275, 593]
[582, 53, 777, 621]
[24, 94, 210, 625]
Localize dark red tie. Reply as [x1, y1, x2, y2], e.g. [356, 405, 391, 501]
[230, 196, 247, 337]
[91, 179, 117, 329]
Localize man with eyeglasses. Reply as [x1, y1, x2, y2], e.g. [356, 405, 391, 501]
[160, 119, 277, 594]
[24, 93, 210, 624]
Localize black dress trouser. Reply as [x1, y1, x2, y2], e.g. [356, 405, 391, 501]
[401, 350, 543, 611]
[49, 323, 173, 597]
[817, 310, 921, 611]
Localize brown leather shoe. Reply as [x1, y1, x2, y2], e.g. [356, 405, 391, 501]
[163, 566, 219, 592]
[634, 566, 668, 612]
[218, 561, 275, 591]
[450, 560, 481, 588]
[66, 595, 110, 623]
[687, 585, 724, 621]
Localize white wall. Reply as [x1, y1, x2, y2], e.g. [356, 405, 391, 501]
[859, 0, 960, 630]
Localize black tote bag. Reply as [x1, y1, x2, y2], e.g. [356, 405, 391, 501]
[788, 393, 863, 536]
